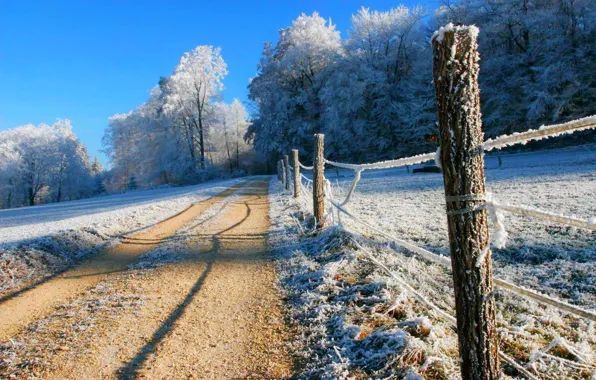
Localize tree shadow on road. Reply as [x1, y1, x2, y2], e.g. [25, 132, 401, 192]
[116, 260, 213, 379]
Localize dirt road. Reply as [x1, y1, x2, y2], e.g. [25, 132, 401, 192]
[0, 178, 293, 379]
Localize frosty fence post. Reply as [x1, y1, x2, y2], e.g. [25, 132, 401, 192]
[432, 24, 500, 379]
[284, 155, 291, 191]
[277, 160, 281, 181]
[281, 159, 286, 186]
[313, 134, 326, 228]
[292, 149, 300, 198]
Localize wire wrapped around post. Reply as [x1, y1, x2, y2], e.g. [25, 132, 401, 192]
[432, 23, 499, 379]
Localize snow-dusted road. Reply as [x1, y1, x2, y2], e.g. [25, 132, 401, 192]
[0, 179, 293, 379]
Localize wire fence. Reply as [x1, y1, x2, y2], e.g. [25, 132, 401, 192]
[278, 114, 596, 378]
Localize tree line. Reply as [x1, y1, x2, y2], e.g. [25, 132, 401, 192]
[246, 0, 596, 164]
[1, 0, 593, 209]
[0, 120, 102, 208]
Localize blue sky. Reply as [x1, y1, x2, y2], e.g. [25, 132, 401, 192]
[0, 0, 432, 166]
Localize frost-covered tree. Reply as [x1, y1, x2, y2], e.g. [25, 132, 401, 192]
[248, 8, 434, 163]
[0, 120, 94, 208]
[247, 2, 595, 163]
[164, 46, 228, 170]
[247, 12, 342, 160]
[229, 99, 250, 170]
[434, 0, 596, 140]
[104, 49, 259, 188]
[206, 100, 253, 172]
[323, 6, 432, 161]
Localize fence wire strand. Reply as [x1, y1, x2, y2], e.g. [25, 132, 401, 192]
[324, 115, 596, 173]
[353, 239, 540, 380]
[326, 196, 596, 323]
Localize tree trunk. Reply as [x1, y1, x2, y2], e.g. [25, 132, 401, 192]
[236, 123, 241, 170]
[224, 130, 233, 172]
[432, 25, 499, 380]
[198, 112, 206, 170]
[185, 120, 197, 169]
[28, 187, 35, 206]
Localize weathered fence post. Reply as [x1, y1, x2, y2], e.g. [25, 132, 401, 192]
[432, 25, 499, 379]
[292, 149, 300, 198]
[280, 158, 286, 186]
[276, 160, 281, 181]
[284, 155, 291, 191]
[313, 134, 325, 228]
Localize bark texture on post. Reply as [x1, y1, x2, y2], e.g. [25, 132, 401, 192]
[284, 155, 291, 191]
[280, 159, 286, 186]
[432, 24, 499, 380]
[313, 134, 326, 228]
[292, 149, 300, 198]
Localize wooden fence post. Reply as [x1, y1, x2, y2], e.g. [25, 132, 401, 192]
[280, 159, 286, 186]
[313, 134, 325, 228]
[284, 155, 291, 191]
[276, 160, 281, 181]
[432, 25, 499, 379]
[292, 149, 300, 198]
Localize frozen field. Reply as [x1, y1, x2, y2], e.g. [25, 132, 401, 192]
[0, 179, 245, 246]
[273, 146, 596, 378]
[324, 146, 596, 305]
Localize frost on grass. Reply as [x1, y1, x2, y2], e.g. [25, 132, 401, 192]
[269, 180, 460, 378]
[270, 146, 596, 379]
[0, 229, 108, 296]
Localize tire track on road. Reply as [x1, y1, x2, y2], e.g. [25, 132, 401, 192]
[0, 181, 247, 341]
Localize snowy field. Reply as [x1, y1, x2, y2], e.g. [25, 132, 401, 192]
[0, 178, 245, 295]
[271, 146, 596, 379]
[0, 179, 244, 246]
[324, 146, 596, 306]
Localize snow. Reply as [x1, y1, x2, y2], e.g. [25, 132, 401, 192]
[430, 23, 479, 45]
[431, 23, 455, 44]
[0, 178, 244, 246]
[271, 146, 596, 378]
[321, 146, 596, 305]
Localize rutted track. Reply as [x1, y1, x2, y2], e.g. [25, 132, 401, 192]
[0, 178, 293, 379]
